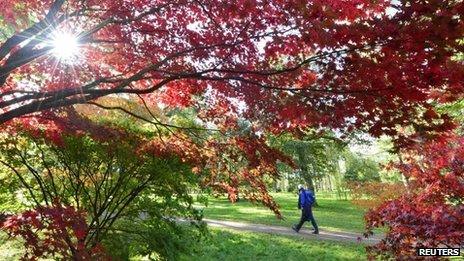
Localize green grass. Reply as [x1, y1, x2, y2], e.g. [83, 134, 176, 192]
[181, 228, 366, 261]
[200, 192, 369, 233]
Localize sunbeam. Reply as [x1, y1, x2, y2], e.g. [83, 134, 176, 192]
[50, 31, 80, 63]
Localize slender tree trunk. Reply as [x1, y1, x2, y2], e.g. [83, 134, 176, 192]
[327, 176, 333, 191]
[398, 153, 411, 194]
[295, 146, 318, 206]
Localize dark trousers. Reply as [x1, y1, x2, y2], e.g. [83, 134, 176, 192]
[295, 206, 318, 232]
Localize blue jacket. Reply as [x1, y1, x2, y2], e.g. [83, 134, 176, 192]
[298, 189, 315, 209]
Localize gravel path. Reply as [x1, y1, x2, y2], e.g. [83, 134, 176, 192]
[204, 218, 383, 245]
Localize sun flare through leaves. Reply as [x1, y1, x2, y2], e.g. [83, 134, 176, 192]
[50, 31, 80, 64]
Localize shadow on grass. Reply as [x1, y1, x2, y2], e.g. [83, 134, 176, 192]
[181, 228, 366, 261]
[201, 193, 370, 233]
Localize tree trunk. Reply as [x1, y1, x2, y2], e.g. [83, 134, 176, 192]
[398, 154, 411, 194]
[295, 146, 318, 206]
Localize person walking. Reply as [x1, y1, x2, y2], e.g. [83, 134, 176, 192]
[292, 185, 319, 234]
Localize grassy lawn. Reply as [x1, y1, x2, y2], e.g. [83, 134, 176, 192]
[200, 192, 369, 233]
[1, 193, 372, 260]
[2, 227, 367, 261]
[181, 228, 366, 261]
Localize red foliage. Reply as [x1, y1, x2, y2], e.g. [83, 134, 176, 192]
[1, 1, 464, 258]
[2, 200, 105, 260]
[0, 0, 462, 136]
[365, 135, 464, 259]
[140, 133, 294, 217]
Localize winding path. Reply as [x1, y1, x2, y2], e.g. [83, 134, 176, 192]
[203, 218, 383, 245]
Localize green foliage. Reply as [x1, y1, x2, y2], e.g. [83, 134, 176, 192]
[103, 216, 206, 261]
[0, 231, 23, 260]
[269, 132, 345, 192]
[0, 132, 206, 259]
[438, 99, 464, 126]
[103, 189, 207, 260]
[0, 168, 24, 212]
[343, 154, 380, 182]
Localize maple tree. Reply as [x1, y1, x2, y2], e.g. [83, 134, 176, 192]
[365, 134, 464, 259]
[0, 128, 208, 259]
[0, 0, 463, 259]
[2, 200, 104, 260]
[0, 0, 462, 133]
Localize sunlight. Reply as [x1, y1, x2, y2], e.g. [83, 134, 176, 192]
[50, 31, 80, 62]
